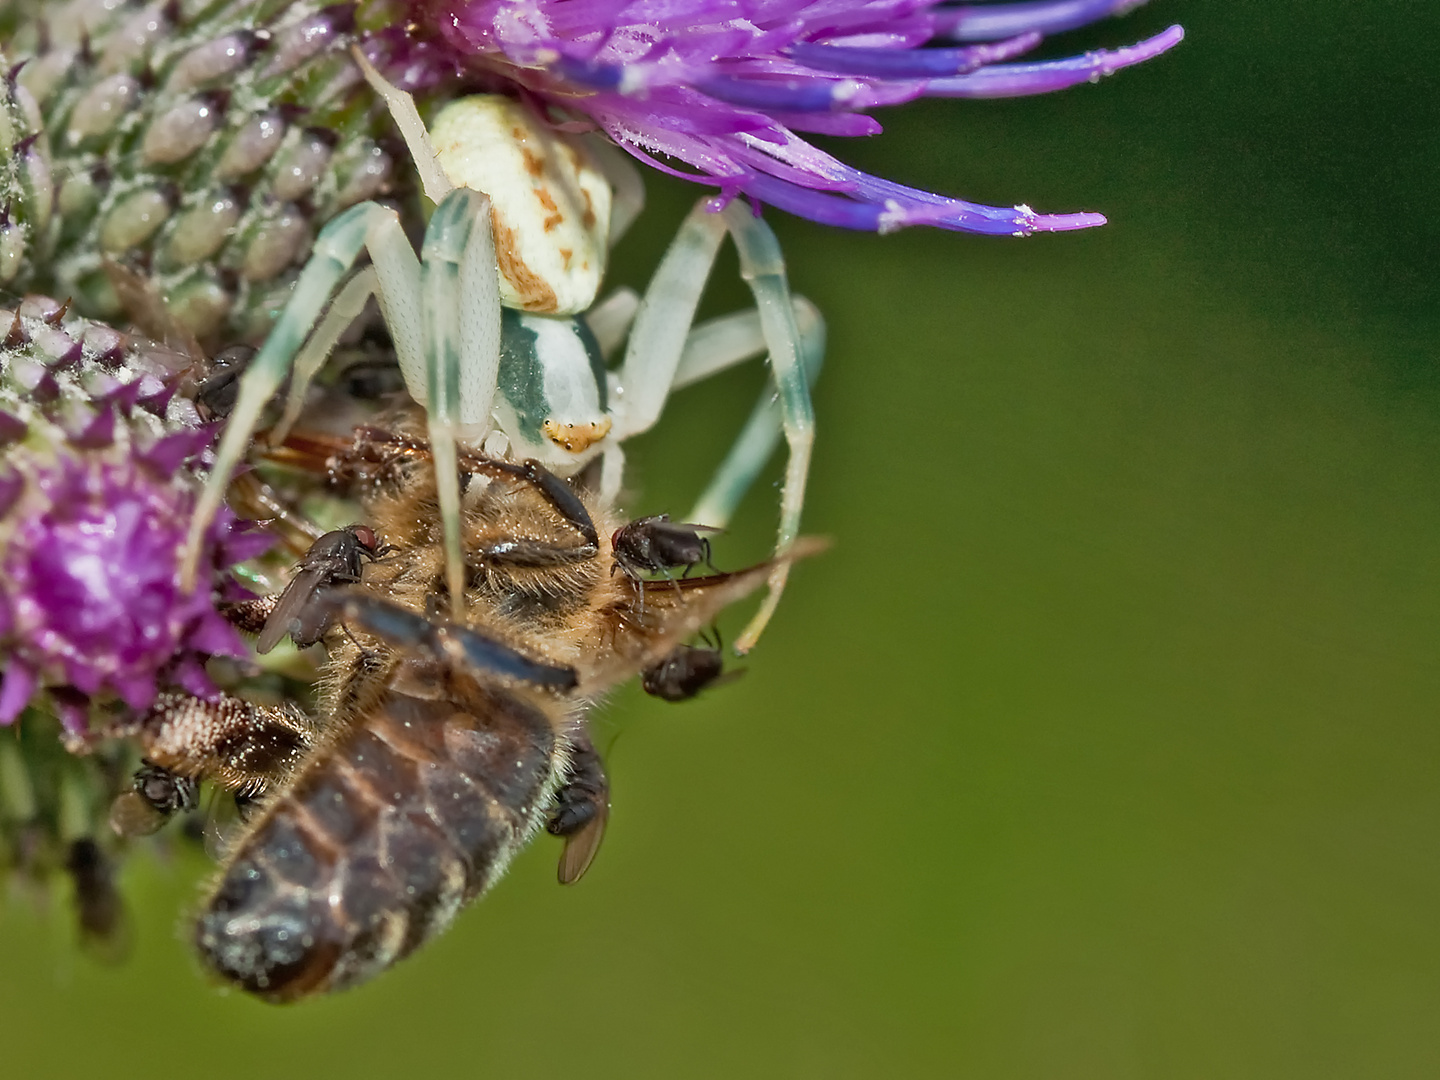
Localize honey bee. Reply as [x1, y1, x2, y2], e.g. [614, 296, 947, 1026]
[121, 411, 806, 1001]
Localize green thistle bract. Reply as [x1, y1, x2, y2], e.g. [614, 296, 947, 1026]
[0, 0, 440, 349]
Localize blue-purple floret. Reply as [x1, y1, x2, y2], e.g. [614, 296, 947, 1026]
[409, 0, 1183, 234]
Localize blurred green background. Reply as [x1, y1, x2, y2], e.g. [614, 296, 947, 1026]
[4, 1, 1438, 1075]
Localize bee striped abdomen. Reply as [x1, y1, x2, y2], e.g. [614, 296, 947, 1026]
[196, 686, 563, 1002]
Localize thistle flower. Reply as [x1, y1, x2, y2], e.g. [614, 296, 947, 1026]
[406, 0, 1185, 234]
[0, 297, 268, 736]
[0, 1, 1182, 358]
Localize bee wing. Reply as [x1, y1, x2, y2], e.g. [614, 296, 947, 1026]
[256, 567, 326, 654]
[556, 801, 609, 886]
[585, 538, 827, 692]
[201, 785, 249, 862]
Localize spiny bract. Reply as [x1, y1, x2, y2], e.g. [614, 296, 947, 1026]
[0, 0, 455, 350]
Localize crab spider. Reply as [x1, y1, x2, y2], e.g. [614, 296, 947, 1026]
[182, 52, 822, 652]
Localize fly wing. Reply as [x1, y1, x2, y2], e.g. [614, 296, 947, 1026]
[256, 566, 327, 654]
[658, 520, 724, 537]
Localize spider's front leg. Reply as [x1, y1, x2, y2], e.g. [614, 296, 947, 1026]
[415, 188, 502, 618]
[179, 200, 415, 589]
[180, 187, 503, 626]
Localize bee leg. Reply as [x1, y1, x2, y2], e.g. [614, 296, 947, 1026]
[217, 595, 279, 635]
[467, 456, 598, 551]
[474, 538, 598, 568]
[547, 733, 610, 884]
[106, 692, 314, 809]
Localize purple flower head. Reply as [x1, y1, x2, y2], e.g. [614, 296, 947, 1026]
[403, 0, 1183, 235]
[0, 300, 269, 735]
[0, 452, 264, 733]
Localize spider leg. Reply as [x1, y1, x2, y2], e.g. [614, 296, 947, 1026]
[604, 200, 822, 651]
[610, 198, 729, 441]
[420, 187, 503, 617]
[715, 202, 818, 654]
[671, 296, 822, 392]
[181, 202, 397, 589]
[588, 287, 641, 357]
[351, 46, 453, 205]
[686, 297, 825, 528]
[584, 135, 646, 246]
[270, 265, 379, 445]
[598, 442, 627, 507]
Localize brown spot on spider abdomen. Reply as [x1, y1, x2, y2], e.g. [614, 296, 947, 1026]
[491, 210, 561, 313]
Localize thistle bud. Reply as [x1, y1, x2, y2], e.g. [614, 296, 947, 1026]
[0, 0, 449, 350]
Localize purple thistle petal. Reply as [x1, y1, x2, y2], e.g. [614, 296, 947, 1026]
[415, 0, 1183, 235]
[936, 0, 1152, 42]
[102, 378, 147, 413]
[785, 32, 1042, 78]
[0, 448, 260, 730]
[140, 429, 214, 477]
[136, 379, 178, 417]
[769, 110, 885, 136]
[694, 74, 875, 113]
[926, 25, 1185, 97]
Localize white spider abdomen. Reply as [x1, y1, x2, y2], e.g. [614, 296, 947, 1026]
[430, 97, 611, 317]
